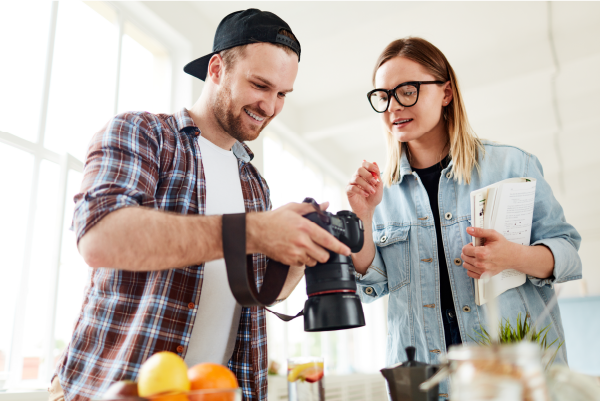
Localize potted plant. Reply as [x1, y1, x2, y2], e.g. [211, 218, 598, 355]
[470, 313, 564, 369]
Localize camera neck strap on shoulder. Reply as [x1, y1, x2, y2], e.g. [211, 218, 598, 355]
[222, 213, 303, 322]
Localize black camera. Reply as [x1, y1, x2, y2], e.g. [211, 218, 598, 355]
[222, 198, 366, 333]
[301, 198, 366, 332]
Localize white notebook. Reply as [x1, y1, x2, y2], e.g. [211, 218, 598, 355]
[469, 177, 537, 305]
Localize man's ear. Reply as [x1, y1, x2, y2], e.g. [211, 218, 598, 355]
[207, 54, 224, 84]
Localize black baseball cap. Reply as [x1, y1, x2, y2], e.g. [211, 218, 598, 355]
[184, 8, 301, 81]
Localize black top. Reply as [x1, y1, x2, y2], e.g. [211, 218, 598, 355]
[413, 156, 460, 346]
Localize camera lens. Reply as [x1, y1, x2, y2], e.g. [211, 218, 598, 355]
[300, 199, 366, 332]
[305, 254, 357, 296]
[304, 293, 365, 332]
[303, 251, 365, 332]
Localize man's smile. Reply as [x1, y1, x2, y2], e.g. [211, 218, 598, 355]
[244, 108, 265, 122]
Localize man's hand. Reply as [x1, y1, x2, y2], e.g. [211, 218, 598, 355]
[461, 227, 517, 279]
[247, 202, 351, 267]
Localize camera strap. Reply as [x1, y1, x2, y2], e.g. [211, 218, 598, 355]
[222, 213, 304, 321]
[265, 308, 304, 322]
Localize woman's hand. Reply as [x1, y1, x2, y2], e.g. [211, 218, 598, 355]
[462, 227, 555, 280]
[461, 227, 518, 279]
[346, 160, 383, 221]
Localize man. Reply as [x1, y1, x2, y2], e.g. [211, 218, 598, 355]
[49, 9, 349, 401]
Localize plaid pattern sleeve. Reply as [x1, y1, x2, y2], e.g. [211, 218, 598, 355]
[56, 109, 272, 401]
[72, 112, 161, 243]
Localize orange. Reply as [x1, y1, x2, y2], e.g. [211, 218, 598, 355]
[188, 390, 236, 401]
[151, 393, 190, 401]
[188, 363, 238, 401]
[138, 351, 191, 397]
[188, 363, 238, 390]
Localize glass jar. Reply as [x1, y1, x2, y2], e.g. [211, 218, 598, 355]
[287, 357, 324, 401]
[446, 342, 548, 401]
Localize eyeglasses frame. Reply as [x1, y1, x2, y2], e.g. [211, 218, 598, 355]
[367, 81, 446, 113]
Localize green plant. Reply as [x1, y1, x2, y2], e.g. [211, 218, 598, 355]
[469, 313, 564, 369]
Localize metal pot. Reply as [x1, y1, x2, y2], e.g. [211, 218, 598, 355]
[380, 346, 440, 401]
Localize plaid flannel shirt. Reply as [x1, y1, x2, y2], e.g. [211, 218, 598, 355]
[54, 108, 271, 401]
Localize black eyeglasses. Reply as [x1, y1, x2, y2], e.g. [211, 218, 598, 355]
[367, 81, 445, 113]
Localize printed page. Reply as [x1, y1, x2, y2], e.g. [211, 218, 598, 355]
[491, 180, 536, 246]
[482, 271, 526, 304]
[477, 178, 536, 305]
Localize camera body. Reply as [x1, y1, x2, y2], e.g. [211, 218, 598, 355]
[301, 198, 366, 332]
[304, 209, 364, 253]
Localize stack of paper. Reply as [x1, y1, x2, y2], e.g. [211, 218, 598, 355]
[469, 177, 537, 305]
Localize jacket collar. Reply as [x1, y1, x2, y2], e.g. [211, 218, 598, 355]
[397, 144, 454, 185]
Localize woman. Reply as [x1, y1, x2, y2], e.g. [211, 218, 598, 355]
[348, 37, 581, 399]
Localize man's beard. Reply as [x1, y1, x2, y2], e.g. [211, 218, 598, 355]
[211, 80, 270, 143]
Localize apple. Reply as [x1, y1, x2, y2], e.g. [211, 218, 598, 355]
[102, 380, 141, 399]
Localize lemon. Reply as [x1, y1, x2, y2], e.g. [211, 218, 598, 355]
[138, 351, 191, 397]
[287, 362, 324, 382]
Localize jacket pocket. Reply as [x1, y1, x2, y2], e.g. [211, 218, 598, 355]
[373, 225, 411, 292]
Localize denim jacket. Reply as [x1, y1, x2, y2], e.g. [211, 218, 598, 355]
[355, 141, 582, 399]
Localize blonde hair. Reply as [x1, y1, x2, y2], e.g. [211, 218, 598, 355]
[373, 37, 483, 186]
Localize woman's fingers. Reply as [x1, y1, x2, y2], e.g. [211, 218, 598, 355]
[361, 160, 381, 184]
[347, 161, 380, 198]
[353, 175, 376, 194]
[462, 260, 484, 276]
[466, 270, 482, 279]
[348, 170, 374, 195]
[361, 160, 380, 176]
[462, 243, 476, 257]
[347, 183, 370, 198]
[358, 167, 378, 186]
[461, 252, 476, 265]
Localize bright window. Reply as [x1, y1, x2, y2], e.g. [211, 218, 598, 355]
[0, 1, 173, 390]
[44, 1, 118, 161]
[53, 171, 88, 369]
[263, 134, 387, 375]
[0, 2, 52, 142]
[118, 22, 171, 114]
[0, 144, 34, 377]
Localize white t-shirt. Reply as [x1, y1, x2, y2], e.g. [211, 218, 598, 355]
[185, 134, 245, 367]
